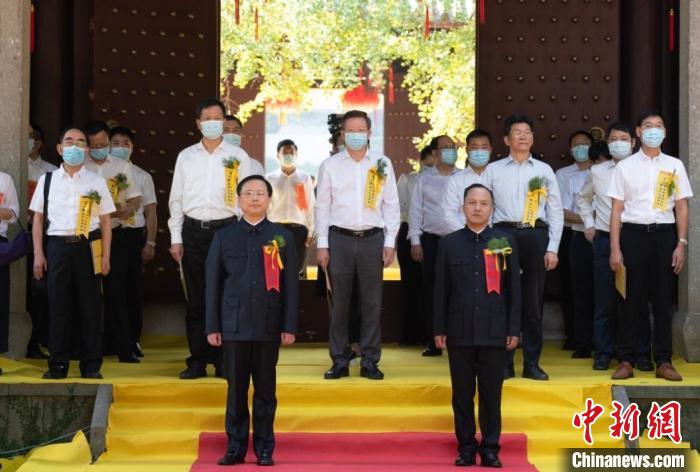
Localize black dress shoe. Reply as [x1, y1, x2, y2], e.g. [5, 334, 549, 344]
[179, 366, 207, 379]
[480, 452, 502, 468]
[134, 342, 144, 358]
[323, 364, 349, 379]
[360, 363, 384, 380]
[26, 346, 49, 359]
[593, 357, 610, 371]
[217, 452, 245, 465]
[636, 358, 654, 372]
[571, 350, 592, 359]
[119, 354, 141, 364]
[42, 369, 67, 380]
[522, 365, 549, 381]
[257, 451, 274, 466]
[82, 371, 103, 379]
[503, 365, 515, 379]
[455, 453, 476, 466]
[422, 347, 442, 357]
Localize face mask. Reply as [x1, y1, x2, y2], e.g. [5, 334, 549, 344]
[62, 146, 85, 166]
[336, 144, 345, 153]
[111, 146, 132, 160]
[90, 148, 109, 160]
[344, 132, 368, 151]
[468, 149, 490, 167]
[440, 148, 458, 165]
[280, 153, 296, 167]
[641, 128, 665, 148]
[28, 138, 35, 153]
[200, 120, 224, 140]
[571, 144, 590, 163]
[608, 141, 632, 160]
[223, 133, 242, 147]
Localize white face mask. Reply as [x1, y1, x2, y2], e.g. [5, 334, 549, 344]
[608, 141, 632, 160]
[279, 153, 296, 167]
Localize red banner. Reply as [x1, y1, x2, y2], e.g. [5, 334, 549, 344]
[295, 183, 308, 210]
[263, 243, 283, 292]
[483, 250, 501, 294]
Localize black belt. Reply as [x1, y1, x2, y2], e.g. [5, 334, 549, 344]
[280, 223, 306, 229]
[596, 230, 610, 238]
[330, 226, 383, 238]
[122, 226, 146, 232]
[184, 215, 238, 230]
[623, 223, 675, 233]
[496, 220, 548, 230]
[48, 229, 101, 244]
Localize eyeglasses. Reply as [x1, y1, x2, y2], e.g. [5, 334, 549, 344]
[240, 190, 268, 198]
[510, 130, 533, 137]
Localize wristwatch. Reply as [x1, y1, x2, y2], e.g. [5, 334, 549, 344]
[146, 241, 156, 248]
[679, 238, 688, 247]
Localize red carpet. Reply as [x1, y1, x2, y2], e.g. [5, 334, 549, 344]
[190, 432, 536, 471]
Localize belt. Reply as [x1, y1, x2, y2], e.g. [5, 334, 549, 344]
[496, 220, 548, 230]
[280, 223, 306, 229]
[330, 226, 383, 238]
[623, 223, 675, 233]
[184, 215, 238, 230]
[48, 229, 101, 244]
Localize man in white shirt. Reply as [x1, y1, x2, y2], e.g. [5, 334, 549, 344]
[607, 113, 693, 382]
[443, 129, 492, 233]
[223, 115, 244, 148]
[484, 114, 564, 381]
[409, 135, 459, 356]
[0, 170, 19, 376]
[168, 98, 264, 379]
[85, 120, 142, 365]
[316, 110, 400, 380]
[109, 126, 158, 358]
[30, 126, 116, 379]
[266, 139, 315, 277]
[396, 146, 434, 345]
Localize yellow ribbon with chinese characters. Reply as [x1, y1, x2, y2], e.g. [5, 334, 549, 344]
[364, 168, 384, 209]
[263, 239, 284, 270]
[76, 196, 94, 238]
[653, 170, 677, 211]
[484, 247, 513, 272]
[107, 178, 120, 205]
[224, 163, 239, 207]
[521, 187, 547, 227]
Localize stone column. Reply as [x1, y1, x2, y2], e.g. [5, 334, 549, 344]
[676, 0, 700, 362]
[0, 0, 31, 359]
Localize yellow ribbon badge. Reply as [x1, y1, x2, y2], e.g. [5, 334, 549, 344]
[263, 239, 285, 271]
[653, 170, 677, 211]
[364, 159, 388, 209]
[223, 158, 240, 207]
[76, 191, 101, 238]
[522, 177, 548, 227]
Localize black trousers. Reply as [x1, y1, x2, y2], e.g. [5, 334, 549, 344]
[124, 227, 146, 345]
[103, 228, 133, 358]
[592, 232, 617, 360]
[421, 232, 441, 349]
[396, 222, 424, 345]
[223, 340, 280, 457]
[448, 345, 506, 456]
[496, 225, 548, 368]
[26, 230, 49, 350]
[618, 226, 676, 365]
[570, 231, 594, 352]
[46, 236, 103, 373]
[558, 227, 575, 346]
[279, 223, 308, 276]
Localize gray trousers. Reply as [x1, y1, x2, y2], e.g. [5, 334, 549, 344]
[328, 230, 384, 368]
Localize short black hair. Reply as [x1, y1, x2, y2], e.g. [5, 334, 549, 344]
[224, 114, 243, 127]
[429, 135, 453, 150]
[236, 174, 273, 197]
[277, 139, 297, 153]
[419, 146, 433, 161]
[636, 111, 664, 128]
[84, 120, 110, 137]
[568, 130, 593, 146]
[30, 123, 45, 142]
[504, 114, 534, 135]
[463, 183, 494, 202]
[466, 128, 492, 146]
[110, 126, 135, 142]
[588, 141, 610, 162]
[59, 125, 88, 143]
[341, 110, 371, 130]
[607, 121, 633, 138]
[196, 98, 226, 119]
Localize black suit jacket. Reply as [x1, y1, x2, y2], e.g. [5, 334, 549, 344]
[205, 218, 299, 341]
[433, 226, 521, 347]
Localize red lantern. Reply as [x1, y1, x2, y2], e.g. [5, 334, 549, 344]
[342, 85, 380, 110]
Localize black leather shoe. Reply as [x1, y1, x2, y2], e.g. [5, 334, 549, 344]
[324, 364, 349, 379]
[26, 346, 49, 360]
[134, 342, 144, 358]
[42, 369, 67, 380]
[636, 358, 654, 372]
[360, 363, 384, 380]
[503, 365, 515, 379]
[522, 365, 549, 381]
[217, 452, 245, 465]
[480, 452, 502, 468]
[593, 357, 610, 371]
[119, 354, 141, 364]
[422, 347, 442, 357]
[81, 371, 103, 379]
[179, 366, 207, 379]
[257, 451, 274, 466]
[455, 453, 476, 466]
[571, 350, 592, 359]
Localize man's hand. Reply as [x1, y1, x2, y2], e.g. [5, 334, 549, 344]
[672, 244, 687, 275]
[584, 227, 596, 243]
[208, 332, 222, 347]
[434, 335, 447, 350]
[33, 253, 47, 280]
[544, 251, 558, 271]
[410, 245, 423, 263]
[382, 247, 395, 267]
[281, 332, 296, 346]
[506, 336, 519, 351]
[316, 248, 329, 268]
[170, 243, 184, 263]
[141, 244, 155, 263]
[101, 255, 111, 276]
[609, 247, 623, 272]
[113, 207, 132, 220]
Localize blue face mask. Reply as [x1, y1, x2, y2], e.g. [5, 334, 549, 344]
[468, 149, 490, 167]
[280, 153, 296, 167]
[344, 132, 368, 151]
[90, 148, 109, 161]
[440, 148, 458, 165]
[641, 128, 665, 148]
[28, 138, 35, 153]
[608, 141, 632, 160]
[223, 133, 242, 147]
[63, 146, 85, 166]
[200, 120, 224, 140]
[110, 147, 131, 160]
[571, 144, 590, 163]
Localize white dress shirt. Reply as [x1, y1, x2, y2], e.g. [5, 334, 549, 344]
[576, 159, 615, 232]
[607, 150, 693, 224]
[84, 155, 142, 229]
[168, 141, 264, 245]
[443, 165, 487, 233]
[397, 170, 423, 223]
[29, 165, 116, 236]
[266, 167, 315, 233]
[483, 155, 564, 253]
[122, 164, 157, 229]
[557, 164, 590, 232]
[0, 172, 19, 238]
[408, 166, 459, 245]
[315, 150, 400, 249]
[555, 163, 577, 228]
[28, 157, 58, 183]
